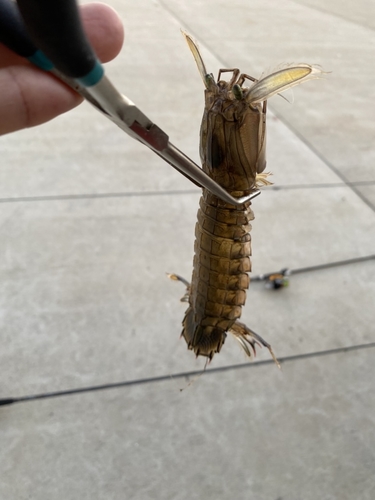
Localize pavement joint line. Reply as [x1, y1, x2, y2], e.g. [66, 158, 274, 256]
[1, 342, 375, 406]
[0, 189, 199, 204]
[0, 181, 374, 204]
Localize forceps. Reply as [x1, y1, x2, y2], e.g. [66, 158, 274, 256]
[0, 0, 260, 207]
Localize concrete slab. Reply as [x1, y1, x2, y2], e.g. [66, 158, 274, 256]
[1, 347, 375, 500]
[1, 186, 374, 397]
[354, 185, 375, 209]
[0, 0, 374, 498]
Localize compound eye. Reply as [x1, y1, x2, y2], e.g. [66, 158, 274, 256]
[232, 84, 243, 100]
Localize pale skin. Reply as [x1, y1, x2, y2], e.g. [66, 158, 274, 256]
[0, 3, 124, 136]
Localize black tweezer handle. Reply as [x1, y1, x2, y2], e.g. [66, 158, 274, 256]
[16, 0, 98, 78]
[0, 0, 37, 57]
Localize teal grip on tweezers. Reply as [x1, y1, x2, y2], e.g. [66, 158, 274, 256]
[76, 61, 104, 87]
[27, 49, 54, 71]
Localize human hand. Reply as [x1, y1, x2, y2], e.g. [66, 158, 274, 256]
[0, 2, 124, 135]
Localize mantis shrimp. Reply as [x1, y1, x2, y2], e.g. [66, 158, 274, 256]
[170, 33, 322, 363]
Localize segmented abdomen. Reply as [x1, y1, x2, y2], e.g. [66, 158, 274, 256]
[182, 189, 254, 358]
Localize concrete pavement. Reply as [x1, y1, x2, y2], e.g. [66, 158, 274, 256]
[1, 0, 374, 498]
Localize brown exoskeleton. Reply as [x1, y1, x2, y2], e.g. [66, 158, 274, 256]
[170, 33, 322, 363]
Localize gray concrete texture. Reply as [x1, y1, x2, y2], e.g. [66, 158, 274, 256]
[0, 0, 374, 498]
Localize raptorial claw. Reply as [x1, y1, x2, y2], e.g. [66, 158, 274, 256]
[229, 320, 280, 368]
